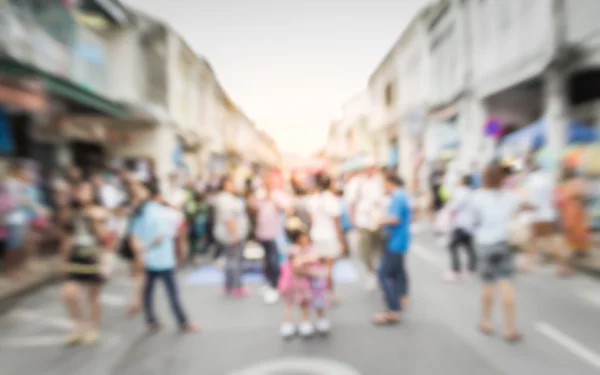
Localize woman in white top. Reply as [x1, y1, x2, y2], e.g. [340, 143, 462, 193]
[305, 174, 345, 303]
[471, 164, 530, 343]
[213, 176, 250, 297]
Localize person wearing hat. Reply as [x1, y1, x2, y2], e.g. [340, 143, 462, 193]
[346, 157, 386, 291]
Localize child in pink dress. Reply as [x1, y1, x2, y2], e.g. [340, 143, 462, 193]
[278, 229, 330, 339]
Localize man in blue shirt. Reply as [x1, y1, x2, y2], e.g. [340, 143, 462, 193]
[373, 175, 411, 325]
[130, 182, 199, 332]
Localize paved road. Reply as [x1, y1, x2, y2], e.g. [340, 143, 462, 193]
[1, 232, 600, 374]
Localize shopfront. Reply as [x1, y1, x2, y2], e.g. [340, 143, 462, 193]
[0, 74, 47, 175]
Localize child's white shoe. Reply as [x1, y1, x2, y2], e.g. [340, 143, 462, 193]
[280, 322, 296, 339]
[264, 288, 280, 305]
[316, 318, 331, 334]
[298, 321, 314, 337]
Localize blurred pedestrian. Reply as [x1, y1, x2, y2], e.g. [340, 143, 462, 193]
[347, 160, 386, 291]
[250, 174, 288, 304]
[130, 182, 199, 332]
[444, 175, 477, 281]
[556, 166, 589, 259]
[61, 181, 109, 345]
[372, 175, 411, 325]
[305, 174, 345, 304]
[279, 228, 331, 338]
[213, 175, 250, 297]
[3, 161, 36, 279]
[471, 164, 526, 342]
[522, 158, 568, 276]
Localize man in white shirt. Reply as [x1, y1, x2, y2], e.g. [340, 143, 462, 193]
[346, 158, 386, 290]
[162, 172, 187, 210]
[523, 161, 567, 274]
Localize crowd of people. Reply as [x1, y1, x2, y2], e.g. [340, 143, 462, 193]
[0, 151, 591, 345]
[429, 155, 591, 342]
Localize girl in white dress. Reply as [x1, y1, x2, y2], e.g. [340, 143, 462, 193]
[304, 174, 345, 304]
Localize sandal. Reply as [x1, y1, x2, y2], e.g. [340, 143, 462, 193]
[148, 322, 163, 333]
[82, 331, 100, 345]
[478, 323, 494, 336]
[504, 332, 523, 343]
[65, 332, 84, 346]
[180, 322, 201, 333]
[372, 312, 400, 326]
[127, 303, 141, 317]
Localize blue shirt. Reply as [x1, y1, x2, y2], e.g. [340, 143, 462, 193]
[385, 188, 412, 253]
[340, 198, 353, 232]
[131, 201, 178, 271]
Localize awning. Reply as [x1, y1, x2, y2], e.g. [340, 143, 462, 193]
[501, 117, 598, 150]
[0, 59, 127, 117]
[0, 75, 45, 111]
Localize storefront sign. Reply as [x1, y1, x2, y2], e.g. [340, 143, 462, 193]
[61, 118, 106, 142]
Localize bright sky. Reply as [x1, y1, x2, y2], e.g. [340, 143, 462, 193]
[123, 0, 427, 155]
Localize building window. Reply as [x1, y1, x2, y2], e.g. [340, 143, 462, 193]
[384, 82, 395, 108]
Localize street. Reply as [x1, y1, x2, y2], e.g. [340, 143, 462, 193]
[2, 232, 600, 375]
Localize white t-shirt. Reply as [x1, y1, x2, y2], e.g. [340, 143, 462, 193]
[471, 189, 520, 245]
[162, 184, 187, 210]
[447, 185, 475, 232]
[306, 191, 341, 242]
[213, 192, 249, 245]
[4, 178, 27, 225]
[99, 183, 125, 210]
[347, 175, 385, 230]
[524, 170, 557, 222]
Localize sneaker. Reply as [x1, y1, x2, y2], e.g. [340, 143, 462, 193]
[280, 322, 296, 339]
[444, 271, 459, 282]
[315, 318, 331, 334]
[298, 321, 314, 337]
[264, 288, 280, 304]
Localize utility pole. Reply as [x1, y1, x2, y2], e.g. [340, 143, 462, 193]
[545, 0, 569, 179]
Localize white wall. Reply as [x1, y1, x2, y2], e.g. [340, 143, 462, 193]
[105, 28, 143, 103]
[428, 1, 466, 107]
[468, 0, 554, 98]
[109, 125, 177, 181]
[368, 55, 400, 133]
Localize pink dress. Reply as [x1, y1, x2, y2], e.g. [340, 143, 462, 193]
[278, 244, 326, 306]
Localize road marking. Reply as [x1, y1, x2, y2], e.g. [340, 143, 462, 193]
[10, 308, 73, 330]
[579, 291, 600, 308]
[536, 322, 600, 370]
[0, 335, 65, 347]
[229, 357, 361, 375]
[0, 333, 121, 348]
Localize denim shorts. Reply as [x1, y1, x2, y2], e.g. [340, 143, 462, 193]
[5, 224, 26, 250]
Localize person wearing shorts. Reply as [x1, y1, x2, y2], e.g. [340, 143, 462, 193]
[471, 164, 525, 342]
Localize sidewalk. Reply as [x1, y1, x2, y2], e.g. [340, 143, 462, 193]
[0, 257, 60, 314]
